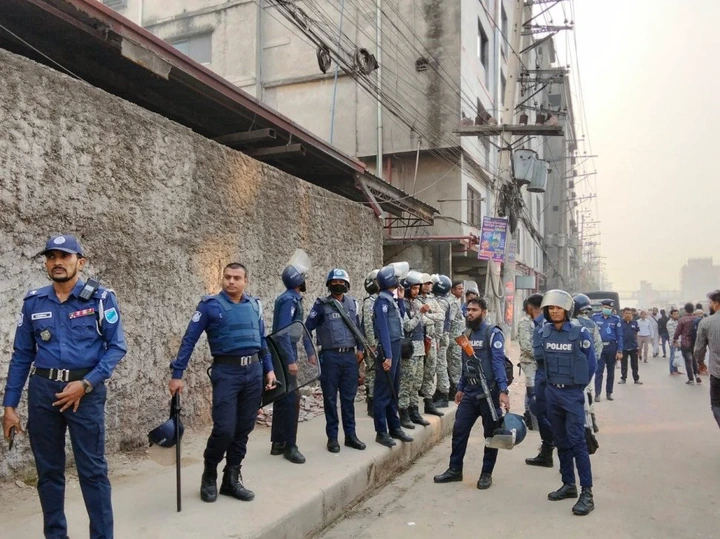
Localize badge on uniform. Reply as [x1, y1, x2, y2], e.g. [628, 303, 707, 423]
[40, 329, 52, 342]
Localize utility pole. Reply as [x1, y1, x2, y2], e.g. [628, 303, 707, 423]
[376, 0, 383, 180]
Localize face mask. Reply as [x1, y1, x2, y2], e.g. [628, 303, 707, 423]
[329, 283, 348, 295]
[602, 308, 612, 316]
[299, 282, 307, 293]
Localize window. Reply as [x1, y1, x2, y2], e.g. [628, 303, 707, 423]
[170, 33, 212, 65]
[467, 186, 483, 228]
[477, 20, 489, 71]
[501, 6, 509, 59]
[536, 197, 541, 222]
[501, 73, 507, 107]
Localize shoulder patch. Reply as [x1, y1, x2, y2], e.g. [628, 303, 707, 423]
[17, 312, 23, 327]
[382, 304, 388, 313]
[191, 311, 202, 323]
[493, 339, 503, 349]
[104, 308, 119, 324]
[581, 339, 591, 349]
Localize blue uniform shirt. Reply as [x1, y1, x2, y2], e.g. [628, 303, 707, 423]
[621, 319, 639, 351]
[171, 291, 273, 378]
[457, 322, 508, 393]
[3, 281, 127, 407]
[271, 289, 303, 365]
[592, 313, 624, 349]
[373, 292, 403, 359]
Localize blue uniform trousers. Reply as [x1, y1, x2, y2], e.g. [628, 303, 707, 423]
[373, 339, 401, 433]
[271, 378, 300, 447]
[530, 367, 554, 446]
[546, 385, 593, 488]
[319, 350, 358, 440]
[28, 375, 112, 539]
[204, 362, 263, 466]
[449, 388, 500, 474]
[595, 342, 617, 396]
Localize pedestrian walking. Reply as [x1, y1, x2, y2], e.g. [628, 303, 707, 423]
[637, 311, 652, 362]
[666, 309, 682, 375]
[658, 309, 670, 358]
[619, 308, 642, 385]
[693, 309, 709, 375]
[171, 262, 277, 503]
[694, 290, 720, 428]
[2, 235, 127, 539]
[650, 307, 660, 357]
[592, 299, 623, 401]
[673, 303, 702, 385]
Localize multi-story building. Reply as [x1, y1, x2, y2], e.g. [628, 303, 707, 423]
[681, 258, 720, 303]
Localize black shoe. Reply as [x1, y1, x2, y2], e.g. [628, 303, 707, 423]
[572, 487, 595, 515]
[366, 397, 374, 418]
[409, 406, 430, 426]
[344, 435, 366, 450]
[375, 432, 396, 448]
[283, 445, 306, 464]
[389, 429, 414, 443]
[525, 443, 554, 468]
[219, 465, 255, 501]
[433, 392, 449, 408]
[592, 416, 599, 433]
[476, 473, 492, 490]
[327, 439, 340, 453]
[200, 461, 218, 503]
[606, 393, 614, 401]
[619, 379, 626, 384]
[696, 376, 702, 384]
[594, 394, 601, 402]
[523, 411, 535, 430]
[433, 467, 462, 483]
[634, 380, 643, 385]
[270, 442, 286, 456]
[686, 380, 695, 385]
[548, 483, 578, 501]
[424, 399, 444, 417]
[399, 408, 415, 430]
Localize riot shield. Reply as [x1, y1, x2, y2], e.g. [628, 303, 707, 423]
[262, 321, 320, 407]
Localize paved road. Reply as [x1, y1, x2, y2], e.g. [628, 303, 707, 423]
[318, 358, 719, 539]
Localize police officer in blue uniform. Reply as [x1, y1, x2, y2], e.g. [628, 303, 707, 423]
[540, 290, 597, 516]
[169, 262, 277, 503]
[433, 297, 510, 490]
[2, 234, 127, 539]
[525, 294, 555, 468]
[304, 269, 366, 453]
[373, 263, 414, 448]
[269, 263, 307, 464]
[592, 299, 623, 401]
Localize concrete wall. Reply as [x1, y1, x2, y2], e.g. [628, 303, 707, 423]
[0, 49, 383, 477]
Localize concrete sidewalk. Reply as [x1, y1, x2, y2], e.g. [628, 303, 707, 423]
[1, 400, 457, 539]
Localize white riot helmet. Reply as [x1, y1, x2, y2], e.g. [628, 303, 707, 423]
[541, 289, 574, 322]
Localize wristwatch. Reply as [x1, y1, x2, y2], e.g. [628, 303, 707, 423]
[81, 379, 93, 394]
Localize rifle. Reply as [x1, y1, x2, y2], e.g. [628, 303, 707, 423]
[454, 334, 498, 423]
[321, 297, 398, 405]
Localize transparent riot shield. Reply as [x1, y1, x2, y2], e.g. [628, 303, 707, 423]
[262, 321, 320, 407]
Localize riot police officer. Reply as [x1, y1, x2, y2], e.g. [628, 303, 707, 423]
[304, 269, 366, 453]
[433, 297, 510, 490]
[2, 234, 127, 539]
[270, 263, 308, 464]
[373, 264, 414, 447]
[170, 263, 277, 503]
[573, 294, 602, 433]
[592, 299, 623, 401]
[362, 270, 380, 417]
[540, 290, 597, 516]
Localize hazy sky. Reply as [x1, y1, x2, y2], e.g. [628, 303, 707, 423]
[566, 0, 719, 291]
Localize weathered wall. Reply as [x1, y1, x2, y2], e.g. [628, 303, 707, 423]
[0, 48, 382, 477]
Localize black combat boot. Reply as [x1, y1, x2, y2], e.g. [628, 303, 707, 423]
[270, 441, 286, 456]
[523, 411, 535, 431]
[219, 465, 255, 501]
[572, 487, 595, 515]
[283, 445, 306, 464]
[433, 392, 449, 408]
[389, 428, 413, 443]
[548, 483, 578, 501]
[409, 406, 430, 426]
[367, 397, 374, 418]
[525, 443, 554, 468]
[476, 473, 493, 490]
[344, 434, 366, 450]
[375, 432, 396, 448]
[449, 382, 457, 399]
[200, 461, 218, 503]
[399, 408, 415, 429]
[424, 398, 444, 417]
[433, 467, 462, 483]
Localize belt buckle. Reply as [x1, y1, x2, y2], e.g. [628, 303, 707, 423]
[54, 369, 70, 383]
[240, 356, 251, 367]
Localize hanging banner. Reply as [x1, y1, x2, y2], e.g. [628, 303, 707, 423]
[477, 217, 509, 262]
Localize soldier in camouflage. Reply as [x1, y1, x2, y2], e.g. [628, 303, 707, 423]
[362, 270, 380, 418]
[431, 275, 453, 408]
[399, 271, 431, 428]
[447, 281, 465, 395]
[419, 273, 445, 417]
[518, 294, 544, 429]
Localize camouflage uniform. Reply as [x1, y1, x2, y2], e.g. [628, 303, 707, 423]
[447, 295, 465, 387]
[362, 294, 377, 399]
[399, 299, 424, 409]
[518, 313, 537, 390]
[434, 295, 451, 395]
[420, 294, 445, 398]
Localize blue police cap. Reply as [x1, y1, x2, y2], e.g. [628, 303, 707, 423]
[41, 235, 84, 257]
[600, 299, 614, 307]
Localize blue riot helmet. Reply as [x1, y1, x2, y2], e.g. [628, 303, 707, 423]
[377, 262, 410, 290]
[148, 396, 184, 465]
[432, 275, 452, 296]
[486, 412, 527, 450]
[572, 293, 592, 318]
[541, 289, 574, 322]
[282, 265, 306, 290]
[326, 268, 350, 288]
[364, 269, 380, 295]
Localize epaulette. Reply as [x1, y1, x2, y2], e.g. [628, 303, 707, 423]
[93, 287, 115, 300]
[24, 286, 51, 300]
[200, 295, 216, 303]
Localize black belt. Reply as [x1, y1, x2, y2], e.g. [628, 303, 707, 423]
[213, 354, 259, 366]
[549, 383, 582, 389]
[324, 347, 355, 353]
[30, 366, 92, 383]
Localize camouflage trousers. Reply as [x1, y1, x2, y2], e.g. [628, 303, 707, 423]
[447, 340, 462, 387]
[520, 361, 537, 412]
[436, 333, 450, 394]
[399, 342, 425, 409]
[364, 351, 376, 401]
[421, 337, 438, 398]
